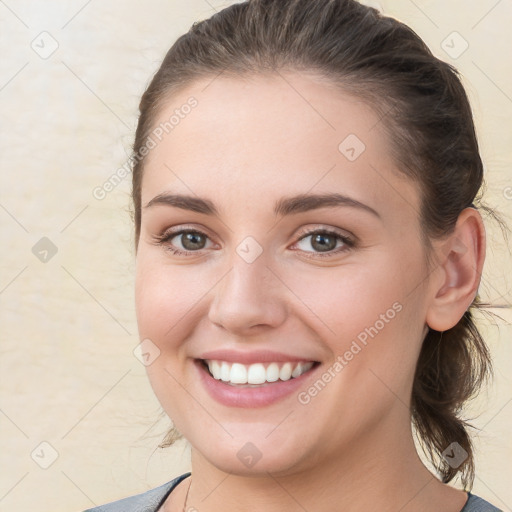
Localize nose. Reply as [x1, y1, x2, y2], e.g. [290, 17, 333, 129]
[207, 255, 287, 335]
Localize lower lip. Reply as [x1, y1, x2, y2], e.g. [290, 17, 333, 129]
[195, 359, 320, 408]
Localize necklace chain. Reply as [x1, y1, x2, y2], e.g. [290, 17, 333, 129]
[182, 476, 192, 512]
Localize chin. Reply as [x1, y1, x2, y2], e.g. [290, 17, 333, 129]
[187, 429, 314, 477]
[200, 447, 305, 477]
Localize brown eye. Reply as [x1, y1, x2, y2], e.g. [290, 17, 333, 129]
[153, 228, 214, 256]
[309, 233, 338, 252]
[294, 228, 354, 257]
[172, 231, 208, 251]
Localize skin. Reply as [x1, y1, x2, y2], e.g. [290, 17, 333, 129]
[134, 71, 486, 512]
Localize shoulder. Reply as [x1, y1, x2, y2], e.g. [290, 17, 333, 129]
[461, 492, 503, 512]
[82, 472, 191, 512]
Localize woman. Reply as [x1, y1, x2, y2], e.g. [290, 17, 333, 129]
[85, 0, 505, 510]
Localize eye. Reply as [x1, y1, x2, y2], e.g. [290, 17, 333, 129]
[152, 225, 355, 258]
[292, 228, 355, 258]
[152, 228, 214, 256]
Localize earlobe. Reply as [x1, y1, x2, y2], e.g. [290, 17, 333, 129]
[425, 207, 486, 332]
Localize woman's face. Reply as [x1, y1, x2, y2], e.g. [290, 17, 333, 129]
[135, 72, 435, 475]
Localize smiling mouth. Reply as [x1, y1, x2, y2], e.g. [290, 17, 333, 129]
[198, 359, 320, 387]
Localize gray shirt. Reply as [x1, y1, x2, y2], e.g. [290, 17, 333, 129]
[83, 472, 503, 511]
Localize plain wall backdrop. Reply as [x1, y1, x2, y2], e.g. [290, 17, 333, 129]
[0, 1, 511, 511]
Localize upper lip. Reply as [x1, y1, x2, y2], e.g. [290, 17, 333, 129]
[197, 349, 319, 365]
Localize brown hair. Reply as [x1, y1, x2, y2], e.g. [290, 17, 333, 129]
[131, 0, 504, 489]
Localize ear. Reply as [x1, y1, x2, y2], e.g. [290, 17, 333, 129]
[425, 207, 486, 332]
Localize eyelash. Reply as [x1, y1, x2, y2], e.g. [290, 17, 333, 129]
[151, 226, 355, 259]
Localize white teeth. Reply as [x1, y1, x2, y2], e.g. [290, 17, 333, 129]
[291, 362, 304, 378]
[220, 361, 231, 381]
[204, 359, 315, 385]
[230, 363, 247, 384]
[266, 362, 280, 382]
[279, 362, 292, 381]
[210, 360, 221, 379]
[247, 363, 267, 384]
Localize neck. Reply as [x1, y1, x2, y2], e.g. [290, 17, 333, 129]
[180, 412, 466, 512]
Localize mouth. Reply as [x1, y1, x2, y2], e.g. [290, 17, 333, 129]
[197, 358, 320, 387]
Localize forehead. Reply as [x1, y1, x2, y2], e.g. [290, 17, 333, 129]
[140, 71, 420, 222]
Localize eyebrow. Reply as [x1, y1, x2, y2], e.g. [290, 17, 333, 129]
[143, 192, 381, 219]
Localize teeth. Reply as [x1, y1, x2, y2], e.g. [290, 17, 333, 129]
[230, 363, 247, 384]
[210, 360, 221, 380]
[266, 362, 280, 382]
[247, 363, 267, 384]
[292, 362, 305, 378]
[204, 359, 315, 385]
[280, 362, 292, 381]
[220, 361, 230, 381]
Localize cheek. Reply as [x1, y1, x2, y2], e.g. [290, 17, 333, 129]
[282, 254, 425, 386]
[283, 261, 407, 344]
[134, 257, 201, 425]
[287, 268, 425, 436]
[135, 255, 210, 344]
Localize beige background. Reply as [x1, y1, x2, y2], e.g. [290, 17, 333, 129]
[0, 1, 510, 511]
